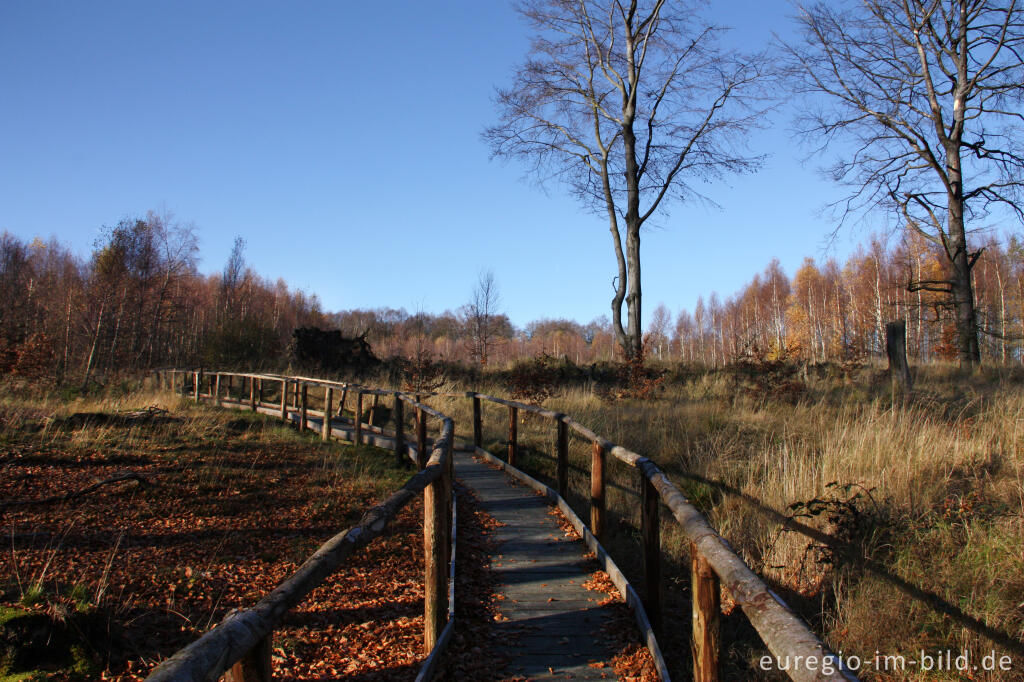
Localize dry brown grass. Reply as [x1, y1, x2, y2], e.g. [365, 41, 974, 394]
[413, 363, 1024, 680]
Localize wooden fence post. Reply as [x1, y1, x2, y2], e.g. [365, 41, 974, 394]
[445, 430, 454, 568]
[322, 387, 333, 441]
[591, 440, 606, 541]
[394, 393, 405, 465]
[416, 402, 427, 468]
[508, 406, 518, 467]
[369, 394, 379, 428]
[249, 377, 257, 412]
[423, 430, 448, 652]
[214, 374, 221, 407]
[193, 371, 200, 402]
[641, 474, 662, 630]
[257, 378, 264, 406]
[556, 417, 568, 498]
[292, 380, 299, 409]
[299, 383, 308, 432]
[223, 633, 273, 682]
[472, 394, 482, 450]
[354, 391, 363, 445]
[227, 374, 233, 400]
[338, 387, 348, 418]
[690, 543, 721, 682]
[280, 379, 288, 421]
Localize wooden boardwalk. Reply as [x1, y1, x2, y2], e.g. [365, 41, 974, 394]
[455, 451, 621, 680]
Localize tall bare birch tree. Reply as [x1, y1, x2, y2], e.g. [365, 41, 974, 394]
[485, 0, 768, 360]
[785, 0, 1024, 368]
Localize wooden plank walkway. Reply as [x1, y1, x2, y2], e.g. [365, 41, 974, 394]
[244, 404, 626, 678]
[455, 451, 621, 680]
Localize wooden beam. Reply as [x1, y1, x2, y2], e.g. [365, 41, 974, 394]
[299, 383, 308, 431]
[394, 393, 405, 466]
[280, 379, 288, 421]
[508, 406, 518, 467]
[472, 395, 482, 450]
[369, 394, 379, 428]
[354, 391, 363, 445]
[590, 440, 605, 541]
[417, 403, 427, 469]
[691, 543, 721, 682]
[322, 387, 333, 441]
[214, 374, 221, 407]
[556, 417, 568, 498]
[224, 634, 272, 682]
[423, 436, 448, 652]
[641, 473, 662, 630]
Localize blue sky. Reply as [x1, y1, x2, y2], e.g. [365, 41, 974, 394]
[0, 0, 870, 327]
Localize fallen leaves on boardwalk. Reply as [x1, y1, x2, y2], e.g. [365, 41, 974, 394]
[583, 570, 658, 681]
[0, 403, 426, 680]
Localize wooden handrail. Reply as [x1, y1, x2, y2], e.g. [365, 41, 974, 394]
[463, 389, 857, 682]
[148, 370, 457, 682]
[153, 372, 858, 681]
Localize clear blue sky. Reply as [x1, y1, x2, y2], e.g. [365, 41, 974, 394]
[0, 0, 868, 328]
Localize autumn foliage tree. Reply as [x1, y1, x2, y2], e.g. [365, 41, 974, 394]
[785, 0, 1024, 368]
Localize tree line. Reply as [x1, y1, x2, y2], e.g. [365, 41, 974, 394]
[3, 214, 1022, 385]
[0, 212, 327, 386]
[334, 232, 1024, 369]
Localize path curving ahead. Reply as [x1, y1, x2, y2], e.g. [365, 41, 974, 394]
[455, 451, 621, 680]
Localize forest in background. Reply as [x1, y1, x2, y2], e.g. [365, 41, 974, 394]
[2, 212, 1023, 386]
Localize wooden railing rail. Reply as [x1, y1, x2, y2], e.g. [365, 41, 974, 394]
[445, 389, 857, 682]
[147, 370, 456, 682]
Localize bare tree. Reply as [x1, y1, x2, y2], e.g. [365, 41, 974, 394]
[463, 270, 502, 366]
[485, 0, 769, 361]
[784, 0, 1024, 368]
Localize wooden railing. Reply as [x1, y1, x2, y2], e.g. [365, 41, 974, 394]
[146, 370, 859, 681]
[440, 390, 859, 682]
[146, 370, 456, 682]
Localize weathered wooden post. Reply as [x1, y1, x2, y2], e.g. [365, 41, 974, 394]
[193, 371, 200, 402]
[886, 320, 913, 392]
[394, 392, 405, 465]
[368, 394, 379, 428]
[444, 427, 454, 567]
[224, 634, 272, 682]
[641, 473, 662, 630]
[508, 406, 518, 467]
[322, 386, 333, 441]
[690, 543, 721, 682]
[338, 387, 348, 418]
[249, 376, 257, 412]
[472, 394, 482, 450]
[214, 374, 221, 407]
[299, 383, 308, 431]
[280, 378, 289, 421]
[591, 440, 606, 541]
[354, 391, 363, 445]
[556, 416, 569, 498]
[416, 400, 428, 468]
[292, 380, 299, 409]
[227, 374, 234, 401]
[423, 425, 449, 652]
[257, 378, 264, 406]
